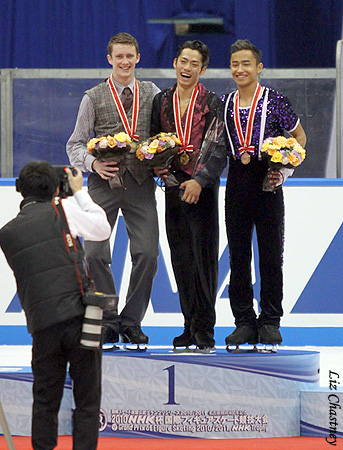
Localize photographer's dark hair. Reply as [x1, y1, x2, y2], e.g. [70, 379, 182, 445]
[17, 161, 59, 200]
[230, 39, 262, 65]
[177, 40, 210, 68]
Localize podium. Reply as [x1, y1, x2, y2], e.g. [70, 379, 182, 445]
[99, 348, 319, 439]
[0, 349, 320, 439]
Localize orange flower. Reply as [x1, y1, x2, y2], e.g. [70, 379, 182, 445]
[286, 137, 297, 147]
[273, 136, 288, 148]
[106, 136, 117, 148]
[87, 137, 102, 152]
[136, 146, 145, 161]
[288, 152, 298, 164]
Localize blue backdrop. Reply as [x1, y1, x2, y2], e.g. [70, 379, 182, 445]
[0, 0, 342, 70]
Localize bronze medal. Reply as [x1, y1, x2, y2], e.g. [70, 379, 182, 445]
[241, 152, 251, 165]
[233, 84, 262, 161]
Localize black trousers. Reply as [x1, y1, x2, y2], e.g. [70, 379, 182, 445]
[31, 316, 102, 450]
[225, 160, 284, 328]
[165, 176, 220, 346]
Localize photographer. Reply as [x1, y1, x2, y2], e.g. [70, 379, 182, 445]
[0, 161, 111, 450]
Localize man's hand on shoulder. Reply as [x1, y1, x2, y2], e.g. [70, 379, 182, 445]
[65, 167, 84, 194]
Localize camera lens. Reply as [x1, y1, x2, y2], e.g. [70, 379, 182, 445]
[80, 305, 103, 349]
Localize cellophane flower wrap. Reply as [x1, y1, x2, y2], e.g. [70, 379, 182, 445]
[136, 132, 191, 187]
[261, 136, 306, 169]
[87, 132, 131, 188]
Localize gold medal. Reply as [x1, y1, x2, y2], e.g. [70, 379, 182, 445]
[173, 85, 199, 155]
[180, 152, 190, 165]
[241, 152, 251, 165]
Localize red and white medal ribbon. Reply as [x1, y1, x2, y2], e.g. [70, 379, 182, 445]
[108, 77, 140, 141]
[173, 85, 199, 152]
[233, 83, 262, 157]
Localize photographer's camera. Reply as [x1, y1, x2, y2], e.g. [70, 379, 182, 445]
[53, 165, 76, 198]
[80, 290, 118, 350]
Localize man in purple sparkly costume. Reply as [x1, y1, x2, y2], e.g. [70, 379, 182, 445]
[223, 39, 306, 348]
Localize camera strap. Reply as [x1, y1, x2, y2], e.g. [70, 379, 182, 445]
[52, 198, 92, 296]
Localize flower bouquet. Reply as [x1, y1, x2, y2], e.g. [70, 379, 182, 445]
[261, 136, 306, 168]
[136, 132, 191, 187]
[260, 136, 306, 191]
[87, 132, 131, 188]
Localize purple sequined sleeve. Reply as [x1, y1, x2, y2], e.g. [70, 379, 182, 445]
[275, 91, 299, 132]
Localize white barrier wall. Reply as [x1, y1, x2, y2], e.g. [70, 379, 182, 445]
[1, 179, 343, 346]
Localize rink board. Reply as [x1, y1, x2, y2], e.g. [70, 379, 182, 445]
[300, 389, 343, 439]
[0, 369, 72, 436]
[0, 349, 321, 439]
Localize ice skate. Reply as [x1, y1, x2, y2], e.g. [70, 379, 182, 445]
[194, 345, 216, 354]
[193, 331, 216, 354]
[259, 324, 282, 353]
[120, 325, 148, 352]
[172, 329, 196, 353]
[101, 326, 120, 352]
[225, 325, 258, 353]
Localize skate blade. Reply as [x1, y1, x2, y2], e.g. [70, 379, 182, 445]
[102, 343, 120, 352]
[172, 346, 196, 354]
[258, 344, 279, 353]
[122, 343, 147, 352]
[194, 346, 216, 354]
[226, 344, 258, 353]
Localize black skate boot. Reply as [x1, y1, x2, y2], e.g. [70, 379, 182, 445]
[120, 325, 149, 352]
[101, 326, 120, 352]
[259, 324, 282, 353]
[225, 325, 258, 353]
[173, 329, 196, 352]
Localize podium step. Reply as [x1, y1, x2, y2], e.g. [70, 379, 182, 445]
[100, 348, 319, 438]
[0, 349, 320, 439]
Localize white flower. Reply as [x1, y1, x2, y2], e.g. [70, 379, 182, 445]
[140, 144, 149, 155]
[99, 139, 108, 149]
[169, 140, 176, 148]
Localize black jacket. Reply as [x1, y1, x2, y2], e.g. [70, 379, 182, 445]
[0, 198, 87, 333]
[151, 84, 228, 188]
